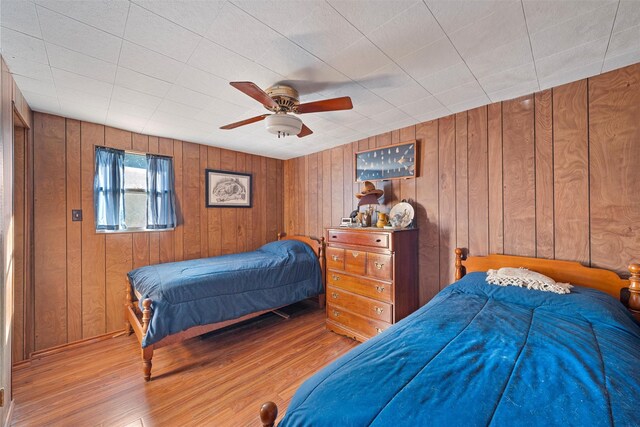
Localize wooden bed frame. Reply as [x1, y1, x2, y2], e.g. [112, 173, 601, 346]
[124, 233, 326, 381]
[454, 248, 640, 316]
[259, 248, 640, 427]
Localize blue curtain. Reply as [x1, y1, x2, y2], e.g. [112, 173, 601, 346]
[147, 154, 177, 229]
[94, 147, 125, 230]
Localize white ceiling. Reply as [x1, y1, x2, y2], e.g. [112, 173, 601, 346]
[1, 0, 639, 159]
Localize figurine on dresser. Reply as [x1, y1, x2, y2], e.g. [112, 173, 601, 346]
[352, 181, 385, 227]
[356, 181, 383, 206]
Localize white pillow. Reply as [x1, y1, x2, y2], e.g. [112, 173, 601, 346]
[486, 267, 573, 294]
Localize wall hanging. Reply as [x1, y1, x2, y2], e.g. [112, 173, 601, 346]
[205, 169, 252, 208]
[355, 140, 418, 182]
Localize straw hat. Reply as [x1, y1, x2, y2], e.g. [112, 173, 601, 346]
[356, 181, 383, 199]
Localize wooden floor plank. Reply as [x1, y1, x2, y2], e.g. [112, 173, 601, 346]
[12, 302, 357, 427]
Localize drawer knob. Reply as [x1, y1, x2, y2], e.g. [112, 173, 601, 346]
[331, 292, 339, 299]
[351, 252, 359, 258]
[332, 310, 340, 317]
[374, 262, 384, 269]
[375, 285, 385, 293]
[332, 275, 340, 281]
[332, 255, 341, 262]
[376, 239, 382, 242]
[375, 327, 384, 334]
[331, 235, 337, 239]
[374, 307, 384, 315]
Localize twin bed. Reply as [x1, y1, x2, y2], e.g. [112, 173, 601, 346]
[124, 234, 639, 426]
[124, 234, 325, 381]
[261, 249, 640, 426]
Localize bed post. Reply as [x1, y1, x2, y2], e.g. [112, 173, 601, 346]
[318, 293, 326, 308]
[260, 401, 278, 427]
[124, 278, 133, 335]
[319, 236, 325, 260]
[141, 298, 154, 381]
[319, 236, 326, 308]
[628, 263, 640, 318]
[455, 248, 464, 280]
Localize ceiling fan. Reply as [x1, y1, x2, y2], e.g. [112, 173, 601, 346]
[220, 82, 353, 138]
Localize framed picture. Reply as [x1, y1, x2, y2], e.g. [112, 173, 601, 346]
[205, 169, 252, 208]
[355, 140, 419, 182]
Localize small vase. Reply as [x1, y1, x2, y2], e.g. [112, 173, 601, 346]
[362, 212, 371, 227]
[376, 212, 388, 228]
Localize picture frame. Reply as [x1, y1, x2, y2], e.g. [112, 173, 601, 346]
[354, 140, 419, 182]
[205, 169, 252, 208]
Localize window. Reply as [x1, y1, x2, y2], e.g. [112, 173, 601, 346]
[94, 147, 176, 232]
[123, 153, 148, 230]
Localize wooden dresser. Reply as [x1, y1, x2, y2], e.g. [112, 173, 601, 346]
[325, 227, 418, 342]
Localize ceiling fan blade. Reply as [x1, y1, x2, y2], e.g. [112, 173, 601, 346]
[296, 96, 353, 114]
[229, 82, 278, 109]
[297, 123, 313, 138]
[220, 114, 270, 130]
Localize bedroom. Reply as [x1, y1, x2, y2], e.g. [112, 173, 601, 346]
[0, 0, 639, 425]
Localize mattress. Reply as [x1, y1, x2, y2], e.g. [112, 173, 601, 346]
[281, 272, 640, 426]
[128, 239, 323, 347]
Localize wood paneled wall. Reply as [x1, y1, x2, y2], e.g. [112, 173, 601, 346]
[19, 113, 283, 359]
[17, 63, 640, 357]
[284, 63, 640, 305]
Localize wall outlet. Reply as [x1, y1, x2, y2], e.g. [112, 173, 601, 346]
[72, 209, 83, 221]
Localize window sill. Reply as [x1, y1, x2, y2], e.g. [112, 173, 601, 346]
[95, 227, 175, 234]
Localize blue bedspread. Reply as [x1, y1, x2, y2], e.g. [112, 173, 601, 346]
[128, 240, 323, 347]
[281, 272, 640, 426]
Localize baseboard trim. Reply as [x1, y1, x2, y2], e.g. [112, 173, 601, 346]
[15, 330, 126, 367]
[11, 359, 30, 369]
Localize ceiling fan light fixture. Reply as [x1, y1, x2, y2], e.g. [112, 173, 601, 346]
[265, 113, 303, 138]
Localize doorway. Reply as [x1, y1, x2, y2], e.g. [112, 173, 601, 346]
[13, 111, 32, 370]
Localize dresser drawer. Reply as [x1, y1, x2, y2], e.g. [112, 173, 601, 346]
[327, 285, 392, 323]
[326, 247, 344, 270]
[327, 230, 389, 249]
[344, 249, 366, 275]
[327, 271, 392, 303]
[366, 253, 393, 281]
[327, 303, 391, 337]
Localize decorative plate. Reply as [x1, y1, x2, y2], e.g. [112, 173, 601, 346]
[389, 202, 414, 228]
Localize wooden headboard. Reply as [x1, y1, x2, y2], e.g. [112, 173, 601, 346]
[277, 233, 325, 259]
[277, 233, 326, 285]
[454, 248, 640, 317]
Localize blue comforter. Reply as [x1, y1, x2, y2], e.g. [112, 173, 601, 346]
[128, 240, 323, 347]
[281, 272, 640, 426]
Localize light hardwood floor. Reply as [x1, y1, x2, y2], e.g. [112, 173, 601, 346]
[11, 302, 357, 426]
